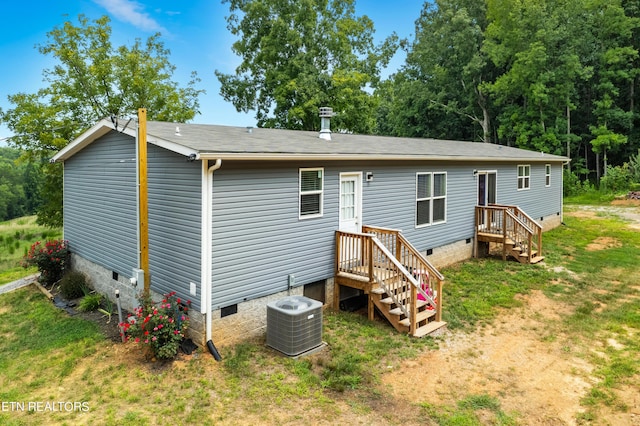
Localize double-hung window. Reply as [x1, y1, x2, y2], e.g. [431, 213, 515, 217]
[517, 165, 530, 190]
[416, 172, 447, 227]
[545, 164, 551, 187]
[299, 168, 324, 218]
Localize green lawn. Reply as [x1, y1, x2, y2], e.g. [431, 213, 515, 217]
[0, 216, 61, 285]
[0, 207, 638, 425]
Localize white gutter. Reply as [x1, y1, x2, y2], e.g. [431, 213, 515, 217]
[195, 153, 569, 163]
[201, 158, 222, 360]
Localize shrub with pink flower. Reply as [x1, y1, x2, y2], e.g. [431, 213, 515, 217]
[22, 239, 69, 286]
[120, 291, 191, 359]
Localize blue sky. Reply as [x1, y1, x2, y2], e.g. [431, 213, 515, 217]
[0, 0, 425, 142]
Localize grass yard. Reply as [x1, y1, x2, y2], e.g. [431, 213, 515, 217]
[0, 205, 638, 425]
[0, 216, 61, 285]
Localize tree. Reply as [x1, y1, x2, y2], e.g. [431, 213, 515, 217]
[216, 0, 398, 133]
[0, 148, 28, 221]
[483, 0, 589, 154]
[381, 0, 495, 142]
[585, 0, 638, 178]
[0, 15, 204, 227]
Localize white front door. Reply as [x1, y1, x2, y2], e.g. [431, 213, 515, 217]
[339, 172, 362, 233]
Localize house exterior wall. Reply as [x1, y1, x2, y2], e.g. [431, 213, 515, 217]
[63, 131, 139, 278]
[210, 162, 338, 310]
[62, 134, 564, 346]
[209, 160, 565, 312]
[63, 131, 202, 310]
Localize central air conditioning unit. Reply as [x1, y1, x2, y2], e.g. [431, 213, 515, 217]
[266, 295, 323, 356]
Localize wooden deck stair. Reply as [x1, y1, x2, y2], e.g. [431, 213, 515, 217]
[335, 227, 446, 337]
[475, 204, 545, 264]
[372, 285, 445, 337]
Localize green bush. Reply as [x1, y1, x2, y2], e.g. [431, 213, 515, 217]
[600, 164, 632, 192]
[563, 170, 595, 197]
[121, 291, 191, 360]
[78, 293, 103, 312]
[58, 271, 88, 300]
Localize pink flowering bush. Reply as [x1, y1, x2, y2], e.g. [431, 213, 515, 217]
[120, 291, 191, 360]
[23, 240, 69, 286]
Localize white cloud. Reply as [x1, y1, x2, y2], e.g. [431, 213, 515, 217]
[93, 0, 167, 33]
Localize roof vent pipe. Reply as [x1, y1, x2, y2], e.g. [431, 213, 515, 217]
[319, 107, 333, 141]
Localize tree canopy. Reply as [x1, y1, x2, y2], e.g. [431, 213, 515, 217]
[216, 0, 398, 133]
[378, 0, 639, 183]
[0, 15, 204, 227]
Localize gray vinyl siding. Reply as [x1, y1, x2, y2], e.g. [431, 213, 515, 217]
[63, 131, 202, 309]
[362, 162, 477, 252]
[147, 144, 202, 309]
[63, 131, 138, 278]
[210, 162, 338, 310]
[495, 162, 563, 221]
[209, 160, 564, 309]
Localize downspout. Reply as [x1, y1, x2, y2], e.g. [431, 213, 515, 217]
[202, 159, 222, 361]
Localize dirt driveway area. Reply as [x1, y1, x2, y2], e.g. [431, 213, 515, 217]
[382, 203, 640, 426]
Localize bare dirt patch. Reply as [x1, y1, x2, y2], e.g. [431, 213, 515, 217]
[567, 204, 640, 231]
[611, 199, 640, 207]
[382, 290, 594, 425]
[586, 236, 622, 251]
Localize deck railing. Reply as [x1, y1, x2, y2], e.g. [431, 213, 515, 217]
[500, 204, 542, 256]
[475, 205, 542, 261]
[336, 226, 444, 331]
[363, 225, 444, 322]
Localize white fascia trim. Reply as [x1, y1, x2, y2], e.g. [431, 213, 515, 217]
[52, 119, 117, 162]
[53, 118, 198, 162]
[148, 137, 199, 158]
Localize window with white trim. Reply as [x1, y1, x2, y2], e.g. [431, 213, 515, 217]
[545, 164, 551, 187]
[517, 165, 530, 190]
[416, 172, 447, 226]
[299, 168, 323, 218]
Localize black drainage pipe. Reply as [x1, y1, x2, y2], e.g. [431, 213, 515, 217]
[207, 340, 222, 361]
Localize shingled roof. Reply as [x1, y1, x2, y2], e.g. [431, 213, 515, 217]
[53, 118, 569, 163]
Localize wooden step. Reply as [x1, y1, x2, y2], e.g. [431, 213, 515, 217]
[387, 300, 429, 316]
[412, 321, 447, 337]
[529, 255, 545, 264]
[399, 309, 436, 326]
[379, 296, 396, 305]
[380, 290, 412, 306]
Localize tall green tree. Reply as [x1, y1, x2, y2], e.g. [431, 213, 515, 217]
[0, 15, 203, 227]
[380, 0, 495, 142]
[585, 0, 639, 179]
[483, 0, 589, 154]
[216, 0, 398, 133]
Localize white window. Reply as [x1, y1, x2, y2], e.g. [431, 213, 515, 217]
[545, 164, 551, 187]
[416, 172, 447, 227]
[299, 168, 324, 218]
[517, 165, 530, 190]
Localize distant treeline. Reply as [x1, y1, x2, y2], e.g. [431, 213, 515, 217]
[0, 147, 43, 222]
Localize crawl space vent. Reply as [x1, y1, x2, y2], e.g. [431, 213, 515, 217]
[266, 296, 322, 356]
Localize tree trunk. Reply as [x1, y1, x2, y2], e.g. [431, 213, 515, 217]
[596, 151, 601, 183]
[566, 103, 571, 172]
[477, 88, 491, 143]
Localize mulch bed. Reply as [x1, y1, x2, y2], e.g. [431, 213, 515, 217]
[34, 281, 125, 342]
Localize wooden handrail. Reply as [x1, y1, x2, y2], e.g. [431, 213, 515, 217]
[476, 205, 541, 261]
[361, 225, 444, 322]
[336, 229, 443, 329]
